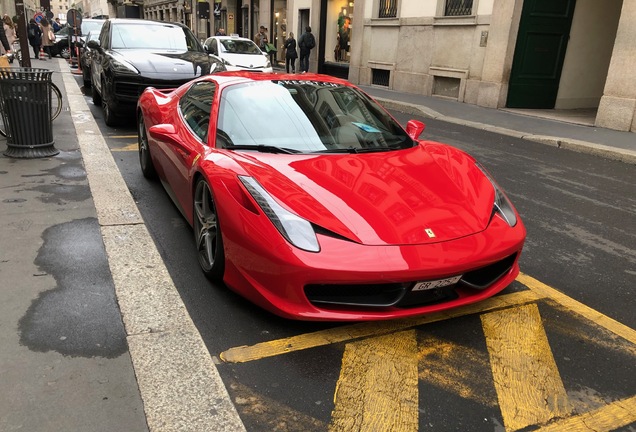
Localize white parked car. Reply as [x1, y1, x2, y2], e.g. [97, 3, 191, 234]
[203, 35, 273, 73]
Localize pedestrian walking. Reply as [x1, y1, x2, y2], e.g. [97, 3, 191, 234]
[40, 17, 54, 59]
[298, 26, 315, 73]
[1, 15, 15, 57]
[254, 25, 268, 53]
[27, 18, 42, 59]
[284, 32, 297, 73]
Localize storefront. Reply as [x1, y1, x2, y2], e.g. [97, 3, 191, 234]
[319, 0, 354, 79]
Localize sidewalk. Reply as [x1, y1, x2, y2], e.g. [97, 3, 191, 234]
[359, 85, 636, 164]
[1, 58, 634, 431]
[0, 58, 245, 432]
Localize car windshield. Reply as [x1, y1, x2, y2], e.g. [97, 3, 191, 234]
[219, 39, 261, 55]
[216, 81, 414, 153]
[111, 23, 201, 51]
[82, 20, 104, 35]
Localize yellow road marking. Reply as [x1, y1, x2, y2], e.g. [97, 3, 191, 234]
[329, 331, 419, 432]
[482, 303, 572, 431]
[536, 395, 636, 431]
[220, 290, 543, 363]
[111, 143, 138, 152]
[518, 272, 636, 344]
[109, 134, 137, 139]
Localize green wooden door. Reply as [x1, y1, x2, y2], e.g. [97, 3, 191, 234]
[507, 0, 577, 108]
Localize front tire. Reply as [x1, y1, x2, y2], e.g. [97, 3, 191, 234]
[101, 80, 118, 126]
[194, 179, 225, 281]
[91, 77, 101, 105]
[138, 113, 157, 179]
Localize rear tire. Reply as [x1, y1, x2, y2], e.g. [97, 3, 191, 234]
[193, 178, 225, 281]
[138, 112, 157, 179]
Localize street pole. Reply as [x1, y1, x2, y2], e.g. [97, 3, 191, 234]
[14, 0, 32, 68]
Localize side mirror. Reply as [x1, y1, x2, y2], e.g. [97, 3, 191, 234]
[87, 40, 100, 50]
[406, 120, 425, 140]
[149, 124, 183, 148]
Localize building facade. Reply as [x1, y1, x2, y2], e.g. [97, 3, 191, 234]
[346, 0, 635, 132]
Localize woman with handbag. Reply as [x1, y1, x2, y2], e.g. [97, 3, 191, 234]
[40, 18, 54, 59]
[1, 15, 15, 60]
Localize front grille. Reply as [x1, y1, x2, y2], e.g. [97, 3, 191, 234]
[304, 253, 517, 310]
[459, 253, 517, 289]
[305, 283, 410, 307]
[114, 81, 181, 100]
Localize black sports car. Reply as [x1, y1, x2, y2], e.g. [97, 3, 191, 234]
[88, 18, 225, 126]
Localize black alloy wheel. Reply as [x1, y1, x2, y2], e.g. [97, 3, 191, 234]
[137, 113, 157, 179]
[194, 178, 225, 281]
[101, 78, 117, 126]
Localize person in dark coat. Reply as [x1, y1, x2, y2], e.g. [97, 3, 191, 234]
[284, 32, 297, 73]
[27, 19, 42, 59]
[297, 26, 315, 73]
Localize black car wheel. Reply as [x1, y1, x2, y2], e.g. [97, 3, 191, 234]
[101, 79, 118, 126]
[82, 65, 91, 87]
[60, 46, 70, 59]
[91, 77, 101, 105]
[194, 178, 225, 281]
[137, 112, 157, 179]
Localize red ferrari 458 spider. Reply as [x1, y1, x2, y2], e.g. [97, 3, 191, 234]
[137, 72, 526, 321]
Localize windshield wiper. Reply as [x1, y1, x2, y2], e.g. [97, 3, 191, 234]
[313, 146, 397, 154]
[223, 145, 301, 154]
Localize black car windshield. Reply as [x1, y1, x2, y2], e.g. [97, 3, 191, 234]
[111, 23, 200, 51]
[217, 81, 414, 153]
[220, 39, 261, 55]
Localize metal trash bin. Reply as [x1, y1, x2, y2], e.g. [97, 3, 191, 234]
[0, 68, 58, 158]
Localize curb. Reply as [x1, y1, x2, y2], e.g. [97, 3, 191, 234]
[375, 98, 636, 165]
[59, 59, 246, 432]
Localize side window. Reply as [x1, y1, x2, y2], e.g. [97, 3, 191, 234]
[443, 0, 474, 16]
[204, 38, 218, 55]
[179, 81, 217, 144]
[99, 22, 109, 48]
[378, 0, 398, 18]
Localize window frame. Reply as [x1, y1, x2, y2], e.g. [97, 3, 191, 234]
[437, 0, 477, 17]
[376, 0, 399, 19]
[178, 81, 217, 144]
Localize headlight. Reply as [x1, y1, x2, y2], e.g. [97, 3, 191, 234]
[477, 164, 517, 227]
[111, 58, 139, 75]
[239, 176, 320, 252]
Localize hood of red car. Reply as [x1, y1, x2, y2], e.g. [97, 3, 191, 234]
[232, 143, 495, 246]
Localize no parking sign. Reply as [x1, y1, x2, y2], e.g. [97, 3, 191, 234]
[33, 12, 44, 23]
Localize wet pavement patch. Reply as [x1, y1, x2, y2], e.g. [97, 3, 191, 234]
[19, 217, 128, 358]
[32, 183, 91, 204]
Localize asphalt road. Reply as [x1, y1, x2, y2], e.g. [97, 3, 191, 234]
[77, 78, 635, 431]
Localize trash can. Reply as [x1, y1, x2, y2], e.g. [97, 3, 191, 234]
[0, 68, 58, 158]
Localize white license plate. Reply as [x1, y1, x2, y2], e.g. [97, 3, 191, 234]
[412, 275, 462, 292]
